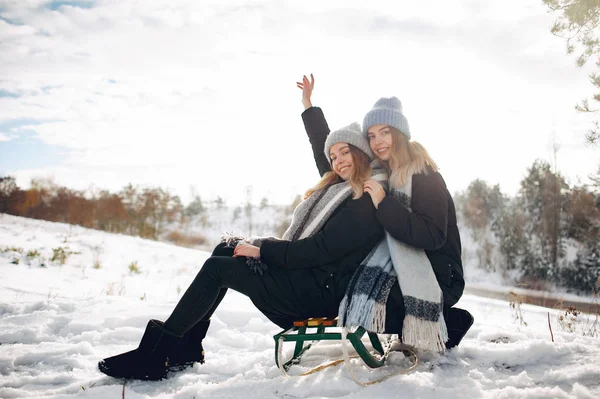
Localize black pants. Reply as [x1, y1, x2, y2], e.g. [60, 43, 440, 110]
[163, 243, 331, 334]
[164, 243, 407, 336]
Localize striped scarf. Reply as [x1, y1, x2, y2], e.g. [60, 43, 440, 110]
[281, 161, 386, 241]
[275, 160, 386, 241]
[225, 160, 387, 272]
[338, 173, 448, 352]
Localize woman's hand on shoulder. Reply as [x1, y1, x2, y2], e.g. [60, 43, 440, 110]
[296, 73, 314, 110]
[233, 243, 260, 258]
[363, 179, 386, 209]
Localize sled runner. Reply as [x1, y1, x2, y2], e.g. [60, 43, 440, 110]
[273, 317, 419, 385]
[273, 317, 387, 372]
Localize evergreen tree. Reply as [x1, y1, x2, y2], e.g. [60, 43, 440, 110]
[462, 179, 505, 233]
[491, 200, 529, 272]
[544, 0, 600, 143]
[214, 196, 225, 210]
[518, 160, 570, 278]
[185, 195, 205, 217]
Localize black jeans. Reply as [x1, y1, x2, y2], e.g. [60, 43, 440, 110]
[163, 243, 322, 335]
[163, 243, 408, 336]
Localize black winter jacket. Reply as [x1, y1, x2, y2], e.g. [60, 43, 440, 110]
[301, 107, 465, 307]
[260, 189, 384, 306]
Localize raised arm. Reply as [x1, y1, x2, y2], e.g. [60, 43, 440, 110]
[297, 74, 332, 177]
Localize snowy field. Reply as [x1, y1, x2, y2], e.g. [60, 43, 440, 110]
[1, 214, 599, 399]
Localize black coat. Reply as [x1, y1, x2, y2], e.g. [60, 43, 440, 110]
[259, 191, 384, 317]
[302, 107, 465, 307]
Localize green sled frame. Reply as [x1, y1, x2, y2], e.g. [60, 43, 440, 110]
[273, 318, 386, 372]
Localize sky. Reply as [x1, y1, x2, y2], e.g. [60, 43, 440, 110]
[0, 0, 599, 205]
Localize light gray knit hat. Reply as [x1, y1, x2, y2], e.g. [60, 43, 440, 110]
[324, 122, 374, 163]
[362, 96, 411, 139]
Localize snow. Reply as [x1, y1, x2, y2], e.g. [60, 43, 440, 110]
[1, 214, 599, 399]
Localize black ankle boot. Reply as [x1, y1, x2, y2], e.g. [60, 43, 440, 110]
[168, 320, 209, 370]
[98, 319, 182, 381]
[445, 308, 474, 349]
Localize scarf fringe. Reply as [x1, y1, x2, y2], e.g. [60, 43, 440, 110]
[339, 294, 387, 333]
[401, 313, 448, 353]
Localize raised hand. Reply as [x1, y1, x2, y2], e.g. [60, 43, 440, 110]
[296, 73, 314, 110]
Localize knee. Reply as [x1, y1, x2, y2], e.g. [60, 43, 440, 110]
[198, 256, 247, 288]
[211, 242, 234, 257]
[201, 256, 223, 275]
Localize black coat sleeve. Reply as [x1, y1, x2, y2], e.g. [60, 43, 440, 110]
[301, 107, 332, 177]
[375, 173, 448, 250]
[260, 194, 383, 269]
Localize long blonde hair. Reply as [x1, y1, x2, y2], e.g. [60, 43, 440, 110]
[387, 127, 439, 188]
[304, 145, 372, 200]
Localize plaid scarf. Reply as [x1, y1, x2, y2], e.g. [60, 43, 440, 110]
[338, 173, 448, 352]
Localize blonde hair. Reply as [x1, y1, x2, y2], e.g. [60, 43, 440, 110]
[387, 127, 439, 188]
[304, 145, 372, 200]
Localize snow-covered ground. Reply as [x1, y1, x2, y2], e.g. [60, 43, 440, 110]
[1, 214, 599, 399]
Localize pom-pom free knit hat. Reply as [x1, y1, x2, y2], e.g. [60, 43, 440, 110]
[324, 122, 374, 163]
[362, 96, 411, 140]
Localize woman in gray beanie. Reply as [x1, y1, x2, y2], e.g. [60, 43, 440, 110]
[98, 121, 403, 381]
[297, 74, 473, 350]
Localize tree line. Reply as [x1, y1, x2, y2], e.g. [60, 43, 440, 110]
[0, 176, 284, 248]
[0, 177, 188, 240]
[455, 160, 600, 294]
[2, 160, 599, 295]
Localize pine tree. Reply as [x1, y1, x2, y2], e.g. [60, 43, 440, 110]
[185, 195, 205, 217]
[518, 160, 570, 279]
[544, 0, 600, 143]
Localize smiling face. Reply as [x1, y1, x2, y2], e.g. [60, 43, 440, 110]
[329, 142, 354, 181]
[366, 124, 394, 161]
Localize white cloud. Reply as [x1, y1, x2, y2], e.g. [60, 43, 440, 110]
[0, 0, 597, 204]
[0, 132, 10, 141]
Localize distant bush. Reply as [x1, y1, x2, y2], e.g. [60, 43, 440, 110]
[1, 246, 23, 254]
[51, 246, 79, 265]
[26, 249, 41, 260]
[128, 261, 141, 274]
[558, 245, 600, 293]
[165, 230, 207, 248]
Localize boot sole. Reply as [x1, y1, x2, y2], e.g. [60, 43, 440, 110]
[167, 358, 205, 372]
[98, 360, 166, 381]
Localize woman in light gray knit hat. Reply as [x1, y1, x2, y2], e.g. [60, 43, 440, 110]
[297, 74, 473, 351]
[98, 105, 388, 381]
[306, 121, 377, 200]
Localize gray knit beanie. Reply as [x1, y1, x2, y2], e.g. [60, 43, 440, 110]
[324, 122, 374, 163]
[362, 96, 411, 139]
